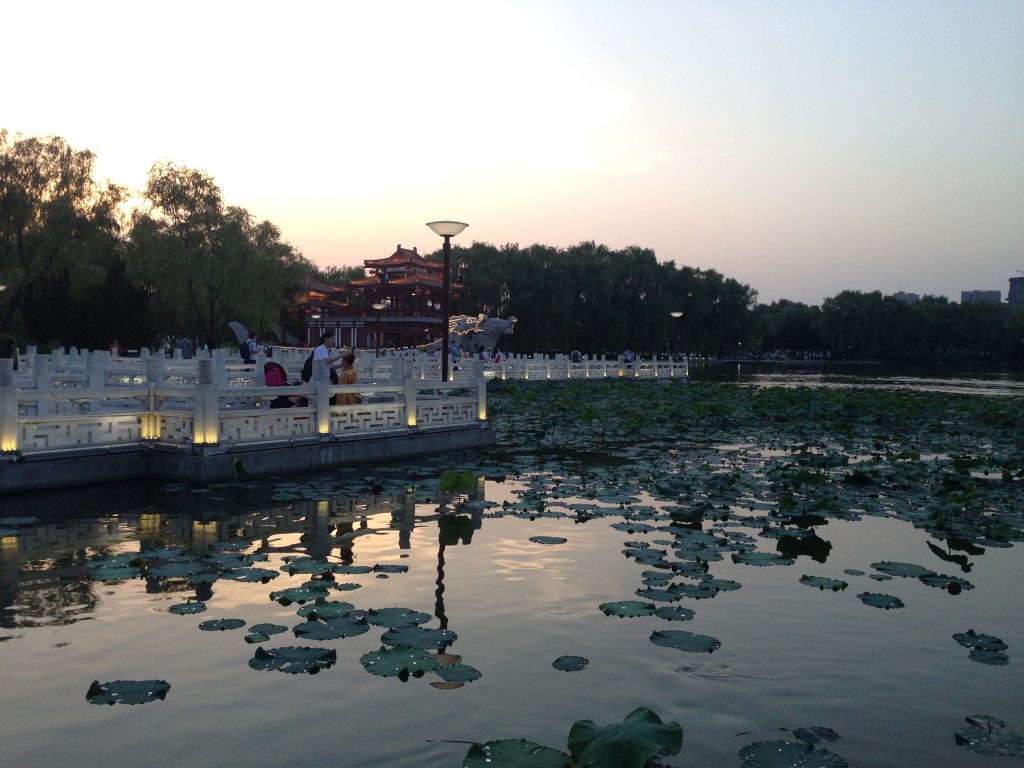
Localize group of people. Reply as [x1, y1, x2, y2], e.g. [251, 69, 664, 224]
[311, 331, 357, 405]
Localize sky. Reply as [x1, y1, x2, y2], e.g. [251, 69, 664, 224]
[6, 0, 1023, 305]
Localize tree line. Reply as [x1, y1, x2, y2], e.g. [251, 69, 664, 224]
[3, 130, 1022, 362]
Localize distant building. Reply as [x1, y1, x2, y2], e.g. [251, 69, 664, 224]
[961, 290, 1001, 304]
[1009, 276, 1024, 305]
[889, 291, 919, 304]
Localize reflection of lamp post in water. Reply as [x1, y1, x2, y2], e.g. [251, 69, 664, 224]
[371, 302, 385, 358]
[426, 221, 469, 382]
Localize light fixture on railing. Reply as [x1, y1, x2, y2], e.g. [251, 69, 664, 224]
[426, 221, 468, 382]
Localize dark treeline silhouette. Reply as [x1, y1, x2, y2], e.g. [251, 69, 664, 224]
[3, 130, 1022, 361]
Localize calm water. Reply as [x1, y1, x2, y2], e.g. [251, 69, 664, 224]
[1, 375, 1022, 767]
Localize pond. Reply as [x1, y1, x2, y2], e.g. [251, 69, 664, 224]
[1, 381, 1022, 767]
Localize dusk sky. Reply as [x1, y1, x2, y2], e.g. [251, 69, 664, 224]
[8, 0, 1023, 305]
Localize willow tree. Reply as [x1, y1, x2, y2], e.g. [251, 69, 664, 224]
[0, 130, 126, 335]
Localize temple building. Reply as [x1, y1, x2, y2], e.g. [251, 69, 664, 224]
[302, 245, 459, 351]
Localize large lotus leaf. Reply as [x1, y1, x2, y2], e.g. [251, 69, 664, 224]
[954, 715, 1024, 757]
[359, 645, 440, 678]
[856, 593, 904, 610]
[270, 583, 331, 605]
[86, 679, 170, 705]
[799, 576, 848, 592]
[87, 553, 140, 569]
[732, 552, 795, 566]
[367, 607, 431, 628]
[738, 740, 848, 767]
[635, 587, 681, 603]
[599, 601, 656, 618]
[294, 615, 369, 640]
[281, 558, 334, 575]
[88, 566, 141, 581]
[793, 727, 839, 744]
[333, 565, 373, 575]
[381, 626, 457, 650]
[567, 707, 683, 768]
[654, 606, 695, 622]
[296, 599, 355, 619]
[871, 561, 936, 579]
[462, 739, 570, 768]
[953, 629, 1007, 651]
[205, 552, 257, 568]
[373, 563, 409, 574]
[529, 536, 568, 545]
[969, 649, 1010, 665]
[671, 582, 720, 600]
[435, 663, 482, 683]
[168, 601, 207, 615]
[148, 562, 209, 578]
[650, 630, 720, 653]
[552, 655, 589, 672]
[199, 618, 246, 631]
[919, 574, 974, 593]
[221, 567, 278, 583]
[249, 645, 337, 674]
[700, 577, 741, 592]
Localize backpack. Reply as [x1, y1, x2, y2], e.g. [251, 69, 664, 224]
[301, 354, 313, 382]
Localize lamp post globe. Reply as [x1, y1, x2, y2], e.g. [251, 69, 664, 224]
[426, 221, 468, 382]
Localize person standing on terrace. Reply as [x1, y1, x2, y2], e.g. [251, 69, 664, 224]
[338, 352, 358, 405]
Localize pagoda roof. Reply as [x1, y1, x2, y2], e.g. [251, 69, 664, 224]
[364, 245, 441, 272]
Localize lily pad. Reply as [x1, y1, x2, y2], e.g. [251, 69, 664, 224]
[366, 607, 432, 628]
[462, 739, 570, 768]
[799, 576, 848, 592]
[359, 645, 440, 678]
[856, 593, 904, 610]
[199, 618, 246, 631]
[435, 664, 482, 683]
[739, 740, 848, 767]
[954, 715, 1024, 757]
[654, 606, 695, 622]
[249, 645, 337, 674]
[296, 600, 355, 619]
[529, 536, 568, 545]
[650, 629, 721, 653]
[269, 583, 331, 605]
[567, 707, 683, 768]
[552, 655, 589, 672]
[381, 626, 458, 650]
[86, 679, 170, 705]
[871, 561, 936, 578]
[294, 615, 370, 641]
[599, 601, 657, 618]
[919, 574, 974, 593]
[953, 629, 1007, 652]
[168, 601, 207, 615]
[373, 564, 409, 574]
[732, 552, 795, 566]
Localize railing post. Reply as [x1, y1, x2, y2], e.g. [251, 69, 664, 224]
[477, 372, 487, 422]
[34, 355, 55, 414]
[312, 359, 331, 435]
[88, 350, 108, 389]
[255, 350, 266, 386]
[145, 357, 161, 440]
[405, 379, 418, 427]
[0, 359, 18, 453]
[193, 358, 219, 445]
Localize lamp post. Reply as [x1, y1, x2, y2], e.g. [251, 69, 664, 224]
[310, 308, 322, 346]
[371, 301, 385, 358]
[426, 221, 469, 382]
[669, 311, 683, 357]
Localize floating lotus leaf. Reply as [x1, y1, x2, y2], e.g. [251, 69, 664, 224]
[148, 562, 209, 578]
[296, 599, 355, 619]
[294, 615, 369, 640]
[599, 601, 656, 618]
[611, 522, 655, 534]
[671, 582, 720, 600]
[919, 574, 974, 592]
[221, 567, 278, 583]
[739, 740, 847, 767]
[871, 561, 936, 578]
[249, 645, 337, 674]
[168, 601, 207, 615]
[86, 679, 170, 705]
[269, 583, 331, 605]
[333, 565, 373, 575]
[366, 607, 431, 628]
[209, 540, 250, 551]
[552, 655, 589, 672]
[435, 663, 482, 683]
[381, 626, 457, 650]
[700, 577, 742, 592]
[373, 563, 409, 574]
[954, 715, 1024, 757]
[844, 569, 864, 576]
[732, 552, 795, 566]
[462, 739, 570, 768]
[654, 606, 695, 622]
[199, 618, 246, 631]
[88, 566, 141, 581]
[245, 633, 269, 644]
[329, 582, 362, 591]
[567, 707, 683, 768]
[650, 630, 721, 653]
[953, 629, 1007, 651]
[856, 593, 904, 610]
[529, 536, 568, 545]
[281, 558, 334, 575]
[205, 552, 257, 568]
[635, 587, 681, 603]
[359, 645, 440, 678]
[799, 576, 849, 592]
[87, 553, 139, 569]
